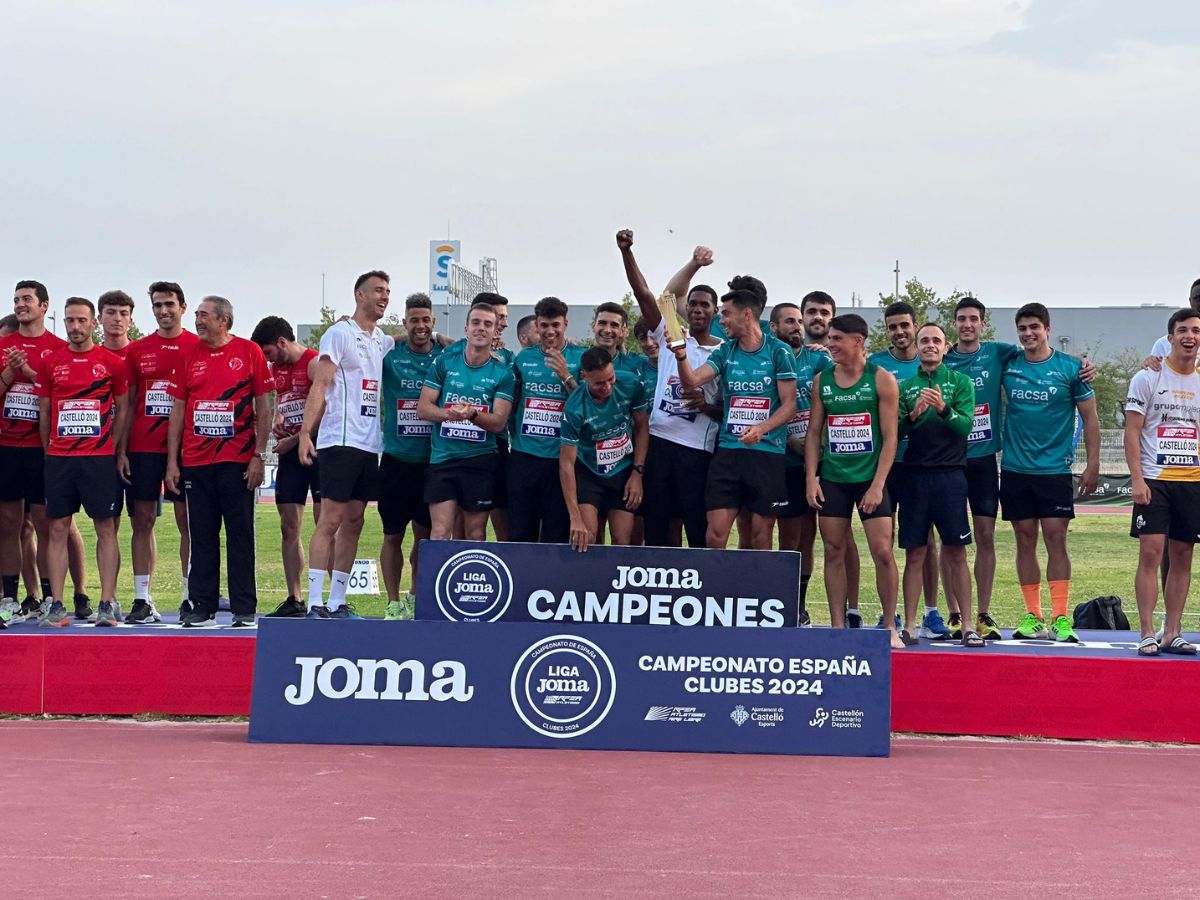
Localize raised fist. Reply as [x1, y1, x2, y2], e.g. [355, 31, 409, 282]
[616, 229, 633, 251]
[693, 246, 713, 267]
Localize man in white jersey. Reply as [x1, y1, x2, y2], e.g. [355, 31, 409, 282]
[616, 229, 722, 548]
[1147, 279, 1200, 361]
[1126, 308, 1200, 656]
[298, 270, 394, 619]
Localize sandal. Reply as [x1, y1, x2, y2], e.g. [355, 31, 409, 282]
[961, 630, 985, 648]
[900, 629, 919, 647]
[1137, 636, 1160, 657]
[1159, 636, 1197, 656]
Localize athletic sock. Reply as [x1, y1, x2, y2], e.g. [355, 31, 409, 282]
[181, 577, 189, 603]
[2, 574, 17, 600]
[1020, 584, 1043, 618]
[134, 576, 150, 602]
[846, 607, 860, 618]
[328, 570, 351, 610]
[1049, 579, 1070, 620]
[307, 569, 327, 610]
[40, 578, 52, 601]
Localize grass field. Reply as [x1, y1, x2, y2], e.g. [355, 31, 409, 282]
[64, 505, 1151, 626]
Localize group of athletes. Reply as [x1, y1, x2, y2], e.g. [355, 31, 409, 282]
[1, 248, 1197, 656]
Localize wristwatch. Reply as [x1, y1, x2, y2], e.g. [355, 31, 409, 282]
[257, 451, 270, 462]
[631, 464, 645, 474]
[468, 408, 479, 422]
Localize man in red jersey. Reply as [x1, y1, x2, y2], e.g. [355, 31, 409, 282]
[118, 282, 199, 623]
[165, 296, 273, 628]
[251, 315, 324, 618]
[34, 298, 129, 627]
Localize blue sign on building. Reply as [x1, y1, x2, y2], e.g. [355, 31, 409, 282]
[248, 619, 890, 757]
[415, 541, 803, 628]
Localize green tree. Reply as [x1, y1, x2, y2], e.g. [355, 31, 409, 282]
[1084, 345, 1141, 429]
[621, 292, 642, 355]
[868, 278, 992, 354]
[91, 320, 143, 346]
[304, 304, 340, 349]
[378, 313, 405, 339]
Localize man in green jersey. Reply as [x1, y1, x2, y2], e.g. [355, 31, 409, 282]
[560, 347, 649, 552]
[868, 300, 947, 638]
[417, 304, 515, 541]
[672, 289, 797, 550]
[380, 293, 442, 619]
[633, 318, 658, 398]
[1000, 303, 1099, 643]
[806, 314, 904, 649]
[897, 323, 983, 647]
[508, 296, 584, 543]
[591, 302, 642, 379]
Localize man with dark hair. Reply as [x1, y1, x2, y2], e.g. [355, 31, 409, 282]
[806, 313, 904, 648]
[97, 290, 135, 358]
[560, 346, 648, 551]
[617, 231, 722, 548]
[591, 302, 639, 375]
[672, 289, 797, 549]
[418, 304, 514, 540]
[165, 296, 273, 627]
[1000, 302, 1099, 642]
[508, 296, 584, 543]
[897, 323, 981, 646]
[1148, 279, 1200, 360]
[632, 317, 658, 398]
[34, 298, 129, 626]
[298, 271, 394, 619]
[118, 281, 198, 623]
[379, 293, 442, 619]
[251, 315, 321, 618]
[0, 317, 38, 620]
[1126, 308, 1200, 656]
[516, 315, 537, 349]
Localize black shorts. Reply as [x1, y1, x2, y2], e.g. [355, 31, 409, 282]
[887, 462, 912, 510]
[115, 475, 160, 519]
[965, 453, 1000, 518]
[1000, 471, 1075, 521]
[576, 463, 634, 518]
[1130, 480, 1200, 542]
[898, 468, 971, 549]
[127, 452, 184, 504]
[378, 454, 430, 533]
[493, 439, 509, 510]
[777, 464, 815, 519]
[317, 445, 379, 504]
[45, 455, 120, 520]
[274, 447, 321, 505]
[424, 454, 498, 513]
[818, 477, 894, 521]
[0, 445, 45, 505]
[705, 447, 788, 517]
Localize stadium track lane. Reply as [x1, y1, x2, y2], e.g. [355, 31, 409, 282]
[1, 720, 1195, 898]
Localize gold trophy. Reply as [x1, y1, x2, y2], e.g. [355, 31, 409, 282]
[657, 291, 687, 349]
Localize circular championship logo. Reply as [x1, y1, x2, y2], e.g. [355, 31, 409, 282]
[433, 549, 513, 622]
[510, 635, 617, 740]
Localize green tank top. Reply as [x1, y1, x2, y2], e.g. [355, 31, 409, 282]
[819, 361, 883, 483]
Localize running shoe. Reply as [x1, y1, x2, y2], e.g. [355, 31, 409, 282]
[948, 611, 962, 640]
[230, 614, 257, 628]
[95, 600, 119, 627]
[384, 600, 404, 621]
[976, 612, 1003, 641]
[0, 597, 20, 625]
[919, 608, 952, 640]
[1011, 613, 1049, 640]
[265, 597, 306, 618]
[1050, 615, 1080, 644]
[330, 605, 363, 620]
[305, 605, 332, 620]
[799, 607, 812, 628]
[181, 610, 218, 628]
[39, 600, 71, 628]
[20, 596, 42, 622]
[177, 599, 194, 623]
[846, 610, 863, 629]
[74, 595, 94, 621]
[125, 599, 162, 624]
[876, 614, 902, 629]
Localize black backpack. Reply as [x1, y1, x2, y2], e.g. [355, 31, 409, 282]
[1072, 595, 1131, 631]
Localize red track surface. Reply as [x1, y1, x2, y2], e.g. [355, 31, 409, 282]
[2, 720, 1197, 898]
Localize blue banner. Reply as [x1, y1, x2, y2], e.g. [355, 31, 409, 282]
[415, 541, 803, 628]
[248, 619, 890, 757]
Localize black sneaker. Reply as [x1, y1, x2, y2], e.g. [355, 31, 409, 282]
[177, 599, 194, 623]
[125, 599, 161, 624]
[181, 610, 218, 628]
[305, 605, 332, 619]
[230, 613, 257, 628]
[846, 611, 863, 629]
[73, 594, 94, 621]
[798, 607, 812, 628]
[266, 597, 306, 618]
[21, 595, 42, 622]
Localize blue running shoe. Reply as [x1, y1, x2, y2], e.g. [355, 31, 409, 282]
[330, 605, 363, 620]
[876, 613, 901, 629]
[919, 608, 952, 640]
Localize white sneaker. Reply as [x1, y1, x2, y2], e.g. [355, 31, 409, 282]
[0, 597, 20, 624]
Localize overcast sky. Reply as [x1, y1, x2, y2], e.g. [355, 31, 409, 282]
[3, 0, 1198, 334]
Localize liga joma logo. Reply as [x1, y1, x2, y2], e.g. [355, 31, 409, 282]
[434, 549, 514, 622]
[510, 635, 616, 740]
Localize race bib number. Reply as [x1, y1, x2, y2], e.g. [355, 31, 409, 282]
[787, 409, 811, 440]
[725, 395, 770, 435]
[56, 399, 101, 437]
[396, 398, 431, 438]
[1155, 424, 1200, 466]
[360, 379, 379, 418]
[440, 403, 487, 442]
[144, 380, 174, 418]
[193, 400, 235, 438]
[277, 391, 305, 430]
[968, 403, 992, 444]
[657, 376, 697, 421]
[2, 382, 39, 422]
[596, 433, 631, 474]
[827, 413, 873, 455]
[520, 396, 564, 438]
